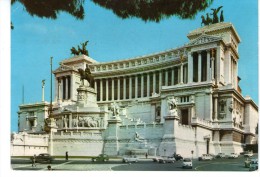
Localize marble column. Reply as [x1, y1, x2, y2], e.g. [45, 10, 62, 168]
[106, 78, 109, 101]
[207, 50, 211, 82]
[60, 77, 63, 100]
[58, 79, 61, 101]
[234, 60, 238, 89]
[165, 69, 168, 86]
[55, 78, 58, 101]
[117, 77, 120, 100]
[94, 80, 97, 92]
[211, 57, 215, 80]
[112, 78, 114, 101]
[213, 95, 218, 120]
[180, 63, 184, 84]
[123, 76, 126, 100]
[70, 74, 74, 100]
[188, 52, 193, 83]
[65, 77, 69, 99]
[135, 75, 138, 98]
[159, 71, 162, 92]
[100, 79, 103, 101]
[129, 76, 132, 99]
[216, 46, 221, 84]
[62, 77, 66, 100]
[141, 74, 144, 97]
[198, 51, 202, 82]
[153, 72, 156, 94]
[147, 73, 150, 97]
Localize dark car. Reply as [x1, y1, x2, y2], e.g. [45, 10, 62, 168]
[30, 153, 54, 163]
[173, 154, 183, 161]
[158, 156, 175, 163]
[91, 154, 109, 162]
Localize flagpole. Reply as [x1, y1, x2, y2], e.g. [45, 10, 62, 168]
[50, 57, 53, 117]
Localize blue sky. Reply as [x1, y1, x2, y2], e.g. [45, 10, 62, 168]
[11, 0, 258, 132]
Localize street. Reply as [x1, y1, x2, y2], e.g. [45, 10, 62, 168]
[11, 154, 258, 171]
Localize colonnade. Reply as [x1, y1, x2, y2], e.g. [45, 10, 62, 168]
[55, 75, 72, 101]
[95, 65, 188, 101]
[188, 49, 215, 84]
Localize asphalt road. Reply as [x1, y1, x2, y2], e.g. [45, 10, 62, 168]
[11, 154, 258, 172]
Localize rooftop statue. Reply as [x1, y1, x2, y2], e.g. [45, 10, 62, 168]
[211, 6, 223, 23]
[78, 64, 94, 88]
[220, 10, 224, 22]
[70, 41, 89, 56]
[201, 6, 224, 26]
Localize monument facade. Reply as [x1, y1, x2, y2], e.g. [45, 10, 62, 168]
[12, 22, 258, 158]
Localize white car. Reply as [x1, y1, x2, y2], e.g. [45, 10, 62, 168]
[228, 153, 239, 158]
[244, 151, 253, 157]
[182, 158, 192, 169]
[201, 154, 213, 160]
[122, 155, 139, 163]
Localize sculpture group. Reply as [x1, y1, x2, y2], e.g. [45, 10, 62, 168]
[70, 41, 89, 56]
[201, 6, 224, 26]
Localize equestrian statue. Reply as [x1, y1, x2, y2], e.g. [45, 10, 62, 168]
[78, 64, 94, 88]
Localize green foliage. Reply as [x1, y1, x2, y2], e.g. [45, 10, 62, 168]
[92, 0, 214, 22]
[11, 0, 85, 20]
[12, 0, 214, 22]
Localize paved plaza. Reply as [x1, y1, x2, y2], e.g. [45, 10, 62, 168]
[11, 154, 258, 171]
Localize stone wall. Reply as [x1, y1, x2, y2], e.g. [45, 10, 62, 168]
[11, 132, 49, 156]
[52, 131, 104, 156]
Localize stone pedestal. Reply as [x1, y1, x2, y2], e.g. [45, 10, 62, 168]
[77, 85, 98, 108]
[103, 118, 122, 156]
[44, 117, 58, 156]
[158, 115, 180, 156]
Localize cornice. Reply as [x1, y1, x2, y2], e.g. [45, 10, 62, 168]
[187, 22, 241, 43]
[89, 46, 189, 76]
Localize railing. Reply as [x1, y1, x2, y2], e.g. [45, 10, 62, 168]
[191, 117, 212, 128]
[212, 121, 244, 130]
[90, 48, 188, 72]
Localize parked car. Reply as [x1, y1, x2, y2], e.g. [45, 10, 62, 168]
[173, 154, 183, 161]
[244, 158, 258, 168]
[244, 151, 253, 157]
[91, 154, 109, 162]
[182, 158, 192, 169]
[208, 153, 216, 159]
[228, 153, 239, 159]
[158, 156, 176, 163]
[122, 155, 139, 163]
[200, 154, 213, 160]
[152, 156, 163, 162]
[215, 153, 226, 158]
[249, 159, 258, 171]
[30, 153, 54, 163]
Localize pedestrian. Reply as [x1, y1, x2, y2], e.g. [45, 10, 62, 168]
[145, 153, 148, 159]
[65, 151, 68, 161]
[32, 154, 36, 167]
[47, 165, 52, 170]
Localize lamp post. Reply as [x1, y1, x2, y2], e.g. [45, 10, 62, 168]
[191, 150, 194, 160]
